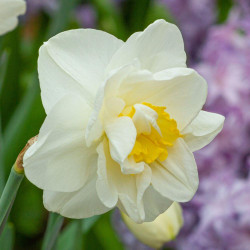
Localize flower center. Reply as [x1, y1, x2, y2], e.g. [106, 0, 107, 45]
[121, 103, 181, 164]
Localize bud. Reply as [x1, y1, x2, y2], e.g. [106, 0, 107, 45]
[122, 202, 183, 249]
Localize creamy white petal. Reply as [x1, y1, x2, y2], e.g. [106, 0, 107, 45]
[151, 138, 198, 202]
[182, 111, 225, 152]
[43, 177, 110, 219]
[96, 141, 118, 208]
[120, 157, 145, 175]
[133, 104, 160, 135]
[135, 165, 152, 221]
[0, 0, 26, 35]
[85, 62, 139, 147]
[96, 138, 151, 222]
[119, 67, 207, 130]
[105, 117, 136, 164]
[107, 19, 186, 73]
[23, 95, 97, 192]
[142, 186, 173, 222]
[38, 29, 123, 113]
[117, 166, 152, 223]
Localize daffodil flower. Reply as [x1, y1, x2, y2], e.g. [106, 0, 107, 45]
[23, 20, 224, 222]
[122, 202, 183, 248]
[0, 0, 26, 35]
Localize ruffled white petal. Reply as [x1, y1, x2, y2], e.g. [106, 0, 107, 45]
[85, 62, 139, 147]
[23, 95, 97, 193]
[142, 186, 173, 222]
[43, 177, 110, 218]
[182, 110, 225, 152]
[120, 157, 145, 175]
[105, 117, 136, 164]
[96, 139, 152, 222]
[107, 19, 186, 73]
[133, 104, 160, 134]
[96, 142, 118, 208]
[38, 29, 123, 113]
[0, 0, 26, 35]
[151, 138, 198, 202]
[119, 67, 207, 130]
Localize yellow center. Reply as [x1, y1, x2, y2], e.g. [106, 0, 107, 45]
[121, 103, 181, 164]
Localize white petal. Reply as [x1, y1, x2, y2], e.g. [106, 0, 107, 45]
[182, 111, 225, 152]
[120, 156, 145, 175]
[117, 165, 152, 223]
[85, 61, 139, 147]
[142, 186, 173, 222]
[38, 29, 123, 113]
[23, 95, 97, 192]
[107, 19, 186, 73]
[105, 117, 136, 164]
[133, 104, 160, 135]
[43, 177, 110, 218]
[0, 0, 26, 35]
[96, 141, 118, 208]
[119, 67, 207, 130]
[96, 138, 151, 222]
[151, 138, 198, 202]
[135, 165, 152, 221]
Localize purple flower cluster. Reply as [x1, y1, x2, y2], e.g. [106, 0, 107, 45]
[170, 4, 250, 250]
[113, 2, 250, 250]
[159, 0, 217, 62]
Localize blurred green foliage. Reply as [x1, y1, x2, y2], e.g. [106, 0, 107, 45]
[0, 0, 234, 249]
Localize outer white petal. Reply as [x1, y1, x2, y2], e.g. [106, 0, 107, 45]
[182, 110, 225, 152]
[23, 95, 97, 193]
[0, 0, 26, 35]
[119, 67, 207, 130]
[105, 117, 137, 164]
[38, 29, 123, 113]
[107, 19, 186, 73]
[142, 186, 173, 222]
[151, 138, 198, 202]
[43, 177, 110, 219]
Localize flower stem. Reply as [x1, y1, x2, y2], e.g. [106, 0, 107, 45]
[42, 213, 64, 250]
[0, 166, 24, 235]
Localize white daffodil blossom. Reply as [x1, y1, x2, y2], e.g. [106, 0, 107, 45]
[122, 202, 183, 248]
[23, 20, 225, 223]
[0, 0, 26, 36]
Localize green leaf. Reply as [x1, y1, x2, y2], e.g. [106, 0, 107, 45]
[0, 52, 9, 194]
[92, 213, 124, 250]
[0, 222, 14, 250]
[0, 29, 22, 130]
[42, 213, 64, 250]
[82, 215, 101, 234]
[10, 179, 45, 236]
[145, 2, 175, 26]
[55, 220, 83, 250]
[92, 0, 128, 40]
[47, 0, 81, 38]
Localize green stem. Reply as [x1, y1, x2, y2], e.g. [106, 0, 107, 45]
[0, 199, 14, 235]
[42, 213, 64, 250]
[0, 166, 24, 235]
